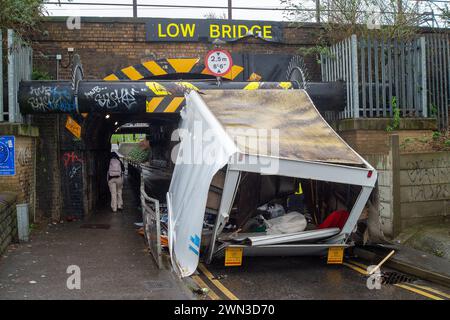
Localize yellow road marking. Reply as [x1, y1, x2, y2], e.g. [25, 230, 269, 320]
[164, 97, 184, 113]
[142, 61, 167, 76]
[342, 262, 368, 275]
[394, 283, 444, 300]
[345, 260, 448, 300]
[146, 97, 164, 113]
[192, 275, 220, 300]
[348, 260, 369, 269]
[198, 263, 239, 300]
[407, 283, 450, 299]
[121, 66, 143, 80]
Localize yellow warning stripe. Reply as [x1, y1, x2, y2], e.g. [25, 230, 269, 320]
[243, 82, 261, 90]
[164, 97, 185, 113]
[176, 82, 200, 91]
[103, 74, 119, 81]
[167, 58, 200, 73]
[146, 97, 164, 113]
[198, 263, 239, 300]
[105, 59, 243, 81]
[201, 65, 244, 80]
[142, 60, 168, 76]
[121, 66, 143, 80]
[192, 275, 221, 300]
[145, 82, 170, 96]
[279, 82, 293, 89]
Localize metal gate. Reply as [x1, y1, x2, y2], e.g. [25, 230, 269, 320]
[140, 174, 162, 269]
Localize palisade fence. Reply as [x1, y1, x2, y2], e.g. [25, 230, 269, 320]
[0, 29, 33, 123]
[321, 33, 450, 130]
[426, 33, 450, 130]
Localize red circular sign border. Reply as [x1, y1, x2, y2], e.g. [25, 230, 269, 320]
[204, 49, 233, 77]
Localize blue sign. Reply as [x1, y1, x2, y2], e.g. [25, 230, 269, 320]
[0, 136, 15, 176]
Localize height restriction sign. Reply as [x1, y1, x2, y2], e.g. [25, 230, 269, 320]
[205, 49, 233, 77]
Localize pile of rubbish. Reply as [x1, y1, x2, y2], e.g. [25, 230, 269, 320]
[207, 187, 351, 247]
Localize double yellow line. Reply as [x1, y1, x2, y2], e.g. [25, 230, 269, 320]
[344, 260, 449, 300]
[191, 263, 239, 300]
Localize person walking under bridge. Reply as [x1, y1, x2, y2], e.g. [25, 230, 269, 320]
[108, 152, 125, 212]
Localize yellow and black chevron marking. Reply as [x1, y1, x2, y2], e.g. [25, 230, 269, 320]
[143, 81, 293, 113]
[146, 96, 186, 113]
[243, 81, 293, 90]
[104, 58, 244, 81]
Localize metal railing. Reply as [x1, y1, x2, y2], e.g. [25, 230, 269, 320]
[1, 29, 33, 123]
[321, 34, 428, 121]
[140, 171, 162, 269]
[426, 33, 450, 129]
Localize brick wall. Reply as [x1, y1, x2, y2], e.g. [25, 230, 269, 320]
[337, 118, 437, 155]
[30, 18, 323, 80]
[31, 115, 62, 221]
[0, 125, 38, 223]
[0, 192, 18, 256]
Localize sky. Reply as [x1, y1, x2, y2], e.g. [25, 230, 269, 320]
[44, 0, 449, 27]
[44, 0, 294, 21]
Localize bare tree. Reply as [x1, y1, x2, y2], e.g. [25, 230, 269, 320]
[281, 0, 445, 41]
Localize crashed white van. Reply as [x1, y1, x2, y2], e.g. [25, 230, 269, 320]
[166, 89, 377, 278]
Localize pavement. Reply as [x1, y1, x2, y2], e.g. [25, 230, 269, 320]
[0, 177, 193, 300]
[353, 220, 450, 288]
[396, 220, 450, 260]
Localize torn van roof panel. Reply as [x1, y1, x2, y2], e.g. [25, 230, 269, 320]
[201, 90, 364, 166]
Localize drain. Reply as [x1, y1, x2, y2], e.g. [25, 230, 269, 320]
[381, 271, 416, 285]
[80, 224, 110, 229]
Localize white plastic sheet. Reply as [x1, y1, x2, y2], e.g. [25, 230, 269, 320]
[167, 91, 238, 277]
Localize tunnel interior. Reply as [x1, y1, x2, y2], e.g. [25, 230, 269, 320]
[79, 112, 180, 216]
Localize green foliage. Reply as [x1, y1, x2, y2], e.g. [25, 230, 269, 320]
[0, 0, 47, 40]
[386, 96, 400, 132]
[110, 134, 144, 144]
[444, 139, 450, 147]
[429, 103, 438, 117]
[32, 68, 52, 80]
[127, 146, 149, 163]
[432, 131, 441, 140]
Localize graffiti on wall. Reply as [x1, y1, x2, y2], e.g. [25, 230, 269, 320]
[28, 86, 76, 112]
[62, 151, 84, 217]
[83, 86, 139, 110]
[17, 145, 33, 199]
[405, 158, 450, 201]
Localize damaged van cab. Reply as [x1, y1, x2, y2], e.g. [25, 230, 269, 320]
[166, 89, 377, 277]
